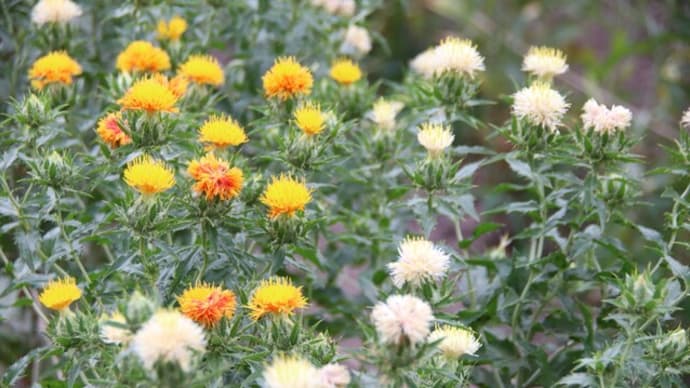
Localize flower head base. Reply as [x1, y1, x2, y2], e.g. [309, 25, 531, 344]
[417, 123, 454, 157]
[343, 25, 372, 55]
[370, 98, 404, 133]
[371, 294, 434, 345]
[187, 154, 244, 201]
[29, 51, 82, 90]
[428, 325, 481, 359]
[96, 112, 131, 149]
[39, 277, 81, 311]
[512, 82, 569, 132]
[581, 98, 633, 134]
[682, 107, 690, 129]
[31, 0, 82, 25]
[260, 175, 312, 218]
[329, 59, 363, 85]
[522, 46, 568, 80]
[262, 356, 321, 388]
[198, 115, 248, 150]
[117, 77, 180, 113]
[294, 102, 326, 136]
[123, 155, 175, 195]
[131, 310, 206, 371]
[388, 237, 450, 288]
[100, 311, 132, 345]
[177, 283, 237, 327]
[248, 276, 308, 320]
[157, 16, 187, 41]
[432, 37, 485, 78]
[179, 55, 225, 87]
[263, 57, 314, 100]
[116, 41, 171, 73]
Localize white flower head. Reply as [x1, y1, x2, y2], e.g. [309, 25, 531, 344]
[131, 310, 206, 372]
[428, 325, 481, 358]
[512, 82, 570, 132]
[522, 46, 568, 79]
[368, 98, 404, 133]
[432, 37, 485, 78]
[32, 0, 82, 25]
[343, 25, 372, 55]
[318, 363, 351, 388]
[682, 107, 690, 129]
[581, 98, 632, 133]
[388, 237, 450, 288]
[417, 122, 454, 157]
[262, 356, 321, 388]
[371, 294, 434, 345]
[99, 311, 131, 345]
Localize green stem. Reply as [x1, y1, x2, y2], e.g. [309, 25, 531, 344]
[196, 221, 210, 283]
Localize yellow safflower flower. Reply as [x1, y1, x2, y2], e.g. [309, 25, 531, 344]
[177, 283, 237, 327]
[247, 277, 307, 320]
[123, 154, 175, 195]
[39, 277, 82, 311]
[117, 77, 180, 113]
[178, 55, 224, 86]
[329, 58, 362, 85]
[187, 153, 244, 201]
[262, 57, 313, 100]
[198, 115, 248, 150]
[293, 102, 326, 136]
[116, 41, 171, 73]
[156, 16, 187, 41]
[28, 51, 82, 90]
[259, 175, 312, 218]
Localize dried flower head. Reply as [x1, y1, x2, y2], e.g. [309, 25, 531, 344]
[522, 46, 568, 79]
[187, 154, 244, 201]
[39, 277, 82, 311]
[157, 16, 187, 41]
[131, 310, 206, 371]
[433, 37, 485, 78]
[371, 294, 434, 345]
[177, 283, 237, 327]
[198, 115, 248, 150]
[581, 98, 633, 134]
[263, 57, 313, 100]
[512, 82, 569, 132]
[248, 276, 308, 320]
[417, 123, 455, 157]
[318, 363, 351, 388]
[100, 311, 131, 345]
[116, 41, 171, 73]
[262, 356, 321, 388]
[388, 237, 450, 288]
[428, 325, 481, 358]
[31, 0, 82, 25]
[179, 55, 225, 86]
[96, 112, 131, 149]
[343, 25, 372, 55]
[117, 76, 180, 113]
[123, 154, 175, 195]
[294, 102, 327, 136]
[329, 58, 363, 85]
[260, 175, 312, 218]
[29, 51, 82, 90]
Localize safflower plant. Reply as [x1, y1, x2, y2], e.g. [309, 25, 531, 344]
[1, 1, 689, 387]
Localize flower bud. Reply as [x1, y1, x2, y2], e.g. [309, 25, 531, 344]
[126, 291, 156, 326]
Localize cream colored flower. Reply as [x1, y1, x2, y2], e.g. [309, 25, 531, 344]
[410, 48, 438, 78]
[512, 82, 569, 132]
[682, 107, 690, 129]
[428, 325, 481, 358]
[262, 356, 321, 388]
[99, 312, 131, 345]
[343, 25, 372, 55]
[581, 98, 632, 133]
[433, 37, 485, 78]
[522, 46, 568, 79]
[388, 237, 450, 288]
[371, 294, 434, 345]
[318, 363, 351, 388]
[131, 310, 206, 371]
[417, 122, 454, 157]
[368, 98, 403, 133]
[31, 0, 82, 25]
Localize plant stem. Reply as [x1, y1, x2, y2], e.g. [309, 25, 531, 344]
[196, 220, 210, 283]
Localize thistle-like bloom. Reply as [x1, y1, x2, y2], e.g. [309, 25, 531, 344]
[28, 51, 82, 90]
[198, 115, 248, 150]
[343, 25, 372, 55]
[187, 154, 244, 201]
[123, 155, 175, 195]
[294, 102, 326, 136]
[262, 356, 321, 388]
[512, 82, 569, 132]
[318, 363, 351, 388]
[157, 16, 187, 41]
[31, 0, 82, 25]
[116, 41, 171, 73]
[131, 310, 206, 371]
[178, 55, 225, 87]
[410, 48, 438, 78]
[522, 46, 568, 79]
[152, 73, 189, 99]
[581, 98, 632, 134]
[417, 123, 455, 157]
[682, 107, 690, 129]
[329, 59, 362, 85]
[428, 325, 481, 358]
[369, 98, 403, 132]
[263, 57, 314, 100]
[432, 37, 485, 78]
[39, 277, 82, 311]
[96, 112, 131, 149]
[177, 283, 237, 327]
[388, 237, 450, 288]
[100, 311, 132, 345]
[260, 175, 312, 219]
[117, 77, 180, 113]
[248, 277, 308, 320]
[371, 294, 433, 345]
